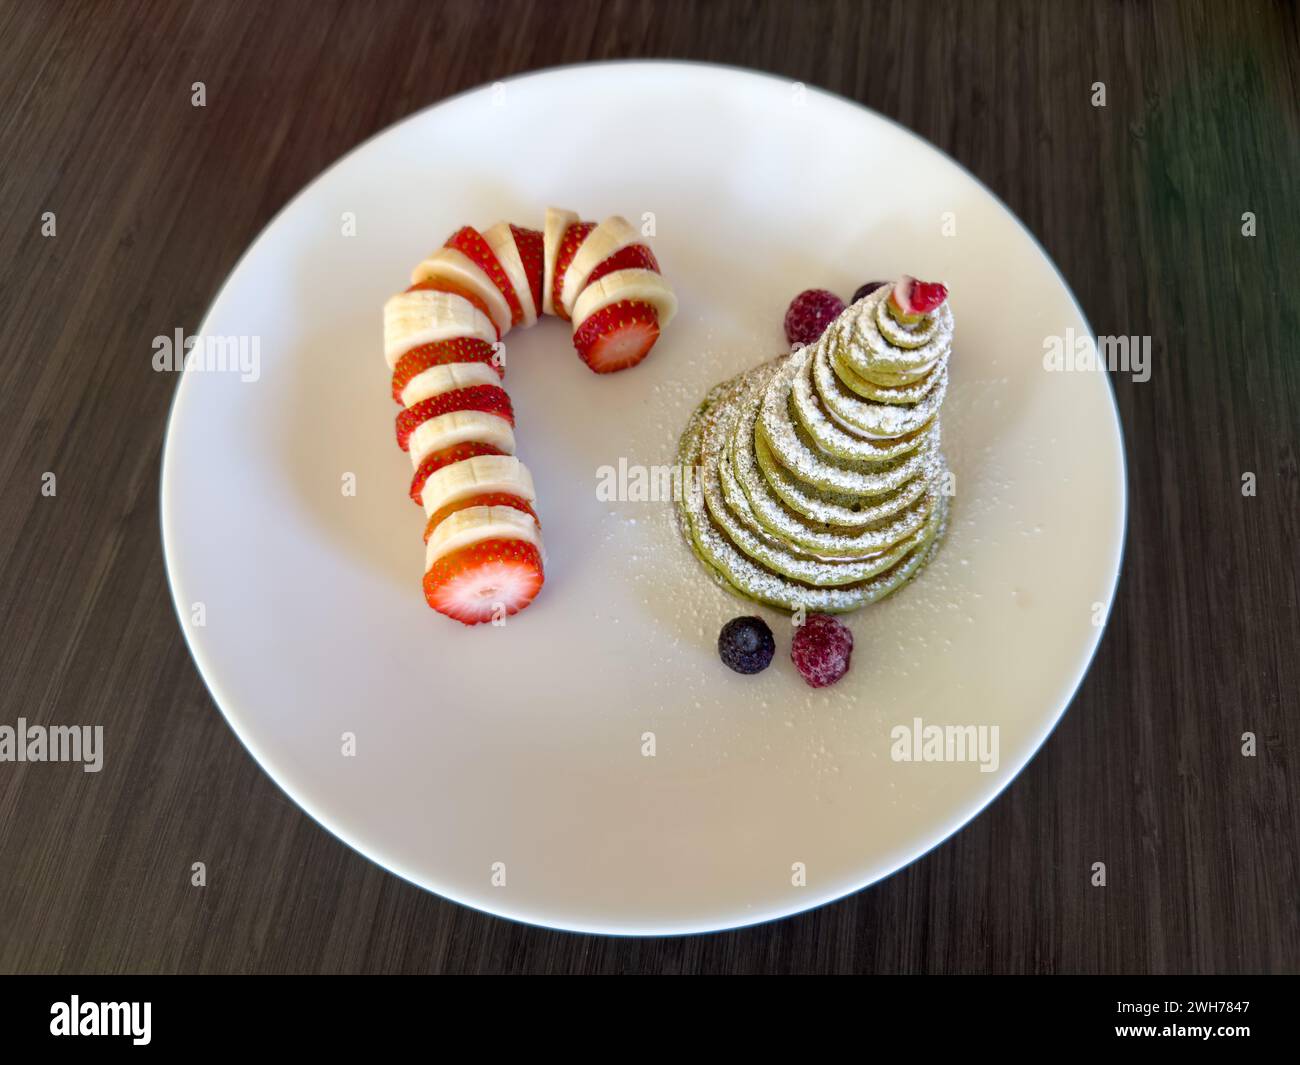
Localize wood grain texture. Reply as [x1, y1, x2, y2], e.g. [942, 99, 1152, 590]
[0, 0, 1296, 974]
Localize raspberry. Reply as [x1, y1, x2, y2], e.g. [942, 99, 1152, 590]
[717, 616, 775, 675]
[783, 289, 846, 347]
[790, 614, 854, 688]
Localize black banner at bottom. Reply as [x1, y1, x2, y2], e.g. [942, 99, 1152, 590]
[0, 974, 1288, 1051]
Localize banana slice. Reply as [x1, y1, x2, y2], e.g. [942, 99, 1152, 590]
[410, 247, 512, 335]
[400, 361, 502, 408]
[425, 504, 542, 570]
[483, 222, 537, 326]
[542, 206, 579, 317]
[420, 454, 537, 518]
[383, 290, 497, 368]
[408, 410, 516, 469]
[570, 268, 678, 331]
[559, 215, 641, 318]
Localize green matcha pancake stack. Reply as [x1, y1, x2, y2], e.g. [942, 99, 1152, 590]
[675, 277, 953, 613]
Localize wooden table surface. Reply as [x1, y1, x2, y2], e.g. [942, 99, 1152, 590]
[1, 0, 1296, 975]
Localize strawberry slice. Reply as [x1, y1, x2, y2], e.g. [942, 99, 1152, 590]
[396, 385, 514, 450]
[423, 538, 544, 625]
[423, 492, 539, 542]
[391, 338, 501, 403]
[550, 221, 596, 321]
[410, 442, 505, 505]
[584, 243, 660, 288]
[572, 300, 661, 374]
[887, 275, 948, 323]
[510, 225, 544, 313]
[404, 278, 500, 338]
[445, 226, 524, 327]
[911, 280, 948, 313]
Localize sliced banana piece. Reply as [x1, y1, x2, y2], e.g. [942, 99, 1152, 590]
[542, 206, 579, 316]
[420, 454, 536, 518]
[425, 504, 542, 570]
[383, 290, 497, 368]
[408, 410, 516, 469]
[400, 361, 502, 408]
[559, 215, 641, 318]
[570, 268, 677, 331]
[483, 222, 537, 325]
[410, 247, 512, 335]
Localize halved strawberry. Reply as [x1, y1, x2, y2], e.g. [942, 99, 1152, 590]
[391, 338, 501, 403]
[396, 385, 514, 450]
[423, 538, 544, 625]
[550, 221, 596, 321]
[584, 243, 660, 288]
[911, 280, 948, 313]
[410, 442, 505, 505]
[445, 226, 524, 327]
[510, 225, 544, 313]
[404, 278, 500, 337]
[572, 300, 660, 374]
[423, 492, 540, 542]
[887, 275, 948, 323]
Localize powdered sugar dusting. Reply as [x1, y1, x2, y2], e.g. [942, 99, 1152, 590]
[671, 283, 956, 615]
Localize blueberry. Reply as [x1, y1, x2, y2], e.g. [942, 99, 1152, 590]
[717, 616, 776, 675]
[851, 281, 889, 304]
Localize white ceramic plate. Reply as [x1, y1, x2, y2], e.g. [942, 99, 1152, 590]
[161, 61, 1125, 935]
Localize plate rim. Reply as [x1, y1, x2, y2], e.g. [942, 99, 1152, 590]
[159, 58, 1128, 938]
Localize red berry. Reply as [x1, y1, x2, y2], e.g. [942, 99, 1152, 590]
[395, 385, 514, 450]
[510, 225, 544, 312]
[550, 221, 596, 321]
[911, 280, 948, 314]
[445, 226, 525, 326]
[391, 338, 501, 403]
[790, 614, 854, 688]
[423, 492, 539, 542]
[409, 442, 506, 505]
[888, 276, 948, 320]
[584, 243, 660, 288]
[423, 538, 544, 625]
[572, 300, 661, 374]
[784, 289, 846, 347]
